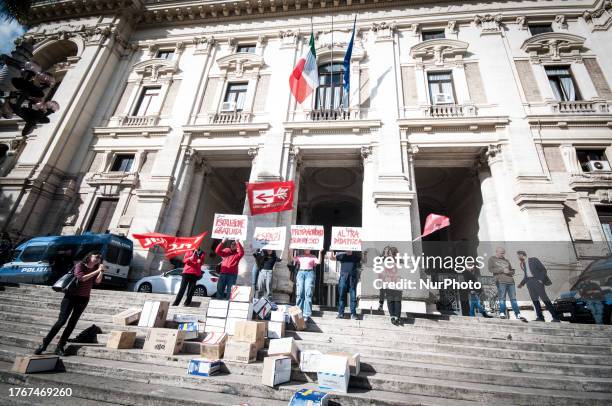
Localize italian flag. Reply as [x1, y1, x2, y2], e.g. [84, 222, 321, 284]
[289, 32, 318, 104]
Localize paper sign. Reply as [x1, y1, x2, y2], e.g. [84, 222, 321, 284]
[290, 225, 324, 250]
[330, 227, 362, 251]
[211, 214, 248, 240]
[253, 227, 286, 251]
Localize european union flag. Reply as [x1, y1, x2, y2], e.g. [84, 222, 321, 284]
[343, 16, 357, 95]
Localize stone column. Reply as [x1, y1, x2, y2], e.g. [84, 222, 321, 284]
[477, 153, 505, 242]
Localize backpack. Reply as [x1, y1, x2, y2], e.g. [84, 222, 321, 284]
[67, 324, 102, 343]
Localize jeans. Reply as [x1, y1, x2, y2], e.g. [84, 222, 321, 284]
[497, 282, 521, 317]
[217, 273, 238, 299]
[173, 273, 198, 306]
[296, 270, 315, 318]
[43, 295, 89, 348]
[251, 263, 260, 287]
[338, 271, 357, 315]
[525, 278, 558, 320]
[585, 300, 604, 324]
[469, 292, 487, 316]
[257, 269, 273, 299]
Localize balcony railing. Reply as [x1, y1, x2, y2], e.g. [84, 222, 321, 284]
[118, 115, 159, 127]
[423, 104, 477, 118]
[550, 100, 609, 114]
[307, 108, 355, 121]
[210, 111, 253, 124]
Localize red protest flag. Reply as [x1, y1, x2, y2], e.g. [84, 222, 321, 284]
[132, 232, 207, 259]
[247, 180, 295, 215]
[418, 213, 450, 240]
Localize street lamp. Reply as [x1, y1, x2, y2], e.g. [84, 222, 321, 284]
[0, 38, 60, 136]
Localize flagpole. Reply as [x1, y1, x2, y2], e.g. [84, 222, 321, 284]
[330, 14, 333, 111]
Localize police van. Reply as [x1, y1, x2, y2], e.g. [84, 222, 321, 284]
[0, 233, 133, 288]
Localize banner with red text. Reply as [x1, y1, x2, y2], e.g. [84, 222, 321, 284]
[252, 226, 286, 251]
[132, 232, 207, 259]
[290, 225, 324, 250]
[330, 227, 362, 251]
[247, 181, 294, 215]
[211, 213, 248, 241]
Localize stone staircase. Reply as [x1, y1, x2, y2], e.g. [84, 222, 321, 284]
[0, 284, 611, 405]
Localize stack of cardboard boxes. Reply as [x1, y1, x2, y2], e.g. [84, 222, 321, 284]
[224, 320, 266, 364]
[204, 299, 230, 333]
[225, 286, 254, 335]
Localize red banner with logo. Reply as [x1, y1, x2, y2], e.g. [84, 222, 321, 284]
[246, 181, 295, 215]
[132, 232, 207, 259]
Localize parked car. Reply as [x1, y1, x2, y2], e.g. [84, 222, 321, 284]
[0, 233, 133, 288]
[554, 255, 612, 324]
[133, 265, 219, 297]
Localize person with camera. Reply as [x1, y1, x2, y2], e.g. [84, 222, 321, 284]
[172, 249, 205, 306]
[35, 251, 105, 356]
[489, 247, 527, 322]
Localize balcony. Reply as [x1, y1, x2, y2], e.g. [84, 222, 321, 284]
[550, 100, 609, 114]
[117, 115, 159, 127]
[423, 104, 477, 118]
[210, 111, 253, 124]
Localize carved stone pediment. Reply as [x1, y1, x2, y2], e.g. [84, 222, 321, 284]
[216, 53, 264, 76]
[410, 39, 469, 66]
[583, 0, 612, 31]
[521, 33, 586, 63]
[132, 59, 178, 81]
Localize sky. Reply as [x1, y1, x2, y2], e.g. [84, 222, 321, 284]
[0, 19, 26, 55]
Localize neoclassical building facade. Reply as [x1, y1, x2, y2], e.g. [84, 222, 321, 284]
[1, 0, 612, 307]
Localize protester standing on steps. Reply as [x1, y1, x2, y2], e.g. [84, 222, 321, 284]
[172, 249, 204, 307]
[463, 265, 493, 318]
[489, 247, 527, 322]
[35, 252, 105, 356]
[252, 247, 264, 290]
[380, 245, 403, 326]
[215, 238, 244, 299]
[290, 249, 322, 323]
[255, 249, 281, 300]
[332, 250, 361, 320]
[516, 250, 560, 322]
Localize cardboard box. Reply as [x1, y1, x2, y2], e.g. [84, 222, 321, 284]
[12, 355, 58, 374]
[187, 358, 222, 377]
[261, 356, 292, 387]
[233, 320, 267, 344]
[112, 308, 141, 325]
[267, 337, 299, 363]
[106, 331, 137, 349]
[178, 322, 200, 340]
[270, 310, 290, 324]
[329, 352, 361, 376]
[230, 285, 254, 302]
[223, 339, 257, 364]
[201, 332, 228, 359]
[288, 388, 329, 406]
[253, 297, 273, 320]
[138, 301, 169, 328]
[204, 316, 226, 333]
[299, 350, 323, 373]
[288, 306, 306, 331]
[143, 328, 186, 355]
[173, 314, 201, 323]
[267, 321, 285, 339]
[206, 300, 230, 318]
[317, 354, 350, 393]
[204, 324, 225, 334]
[227, 301, 253, 320]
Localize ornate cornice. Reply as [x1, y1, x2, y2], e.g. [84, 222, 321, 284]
[521, 33, 587, 63]
[583, 0, 612, 31]
[216, 53, 264, 76]
[132, 58, 178, 80]
[410, 39, 469, 66]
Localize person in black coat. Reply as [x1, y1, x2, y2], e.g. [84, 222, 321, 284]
[516, 250, 560, 322]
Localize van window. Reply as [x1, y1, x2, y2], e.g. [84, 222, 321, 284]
[21, 246, 47, 262]
[118, 248, 132, 266]
[75, 244, 104, 260]
[105, 244, 120, 263]
[46, 244, 78, 260]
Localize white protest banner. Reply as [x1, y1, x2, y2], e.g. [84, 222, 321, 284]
[290, 225, 324, 250]
[252, 226, 286, 251]
[211, 214, 248, 241]
[330, 227, 362, 251]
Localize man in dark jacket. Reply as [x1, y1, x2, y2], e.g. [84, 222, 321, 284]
[254, 249, 281, 299]
[332, 251, 361, 319]
[517, 250, 560, 322]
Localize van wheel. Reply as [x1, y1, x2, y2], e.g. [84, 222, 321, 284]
[138, 283, 152, 293]
[194, 286, 207, 297]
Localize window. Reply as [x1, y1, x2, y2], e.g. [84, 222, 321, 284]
[222, 83, 248, 111]
[105, 244, 121, 264]
[156, 50, 174, 60]
[110, 154, 134, 172]
[133, 86, 161, 116]
[75, 244, 104, 260]
[118, 248, 132, 266]
[529, 24, 553, 35]
[86, 198, 119, 234]
[546, 67, 580, 101]
[427, 72, 455, 104]
[236, 44, 256, 53]
[21, 246, 47, 262]
[576, 149, 608, 172]
[316, 63, 348, 110]
[422, 30, 446, 41]
[597, 206, 612, 253]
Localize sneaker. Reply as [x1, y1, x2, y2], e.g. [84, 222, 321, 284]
[34, 345, 46, 355]
[336, 313, 344, 319]
[54, 346, 65, 356]
[534, 317, 545, 322]
[499, 314, 507, 319]
[305, 317, 314, 324]
[351, 314, 358, 320]
[551, 319, 561, 323]
[390, 317, 398, 325]
[517, 314, 528, 322]
[377, 303, 384, 312]
[482, 313, 493, 318]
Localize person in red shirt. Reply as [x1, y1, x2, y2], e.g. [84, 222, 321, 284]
[35, 251, 105, 356]
[172, 249, 204, 306]
[214, 238, 244, 299]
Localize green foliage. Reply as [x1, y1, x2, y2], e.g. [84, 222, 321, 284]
[0, 0, 33, 26]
